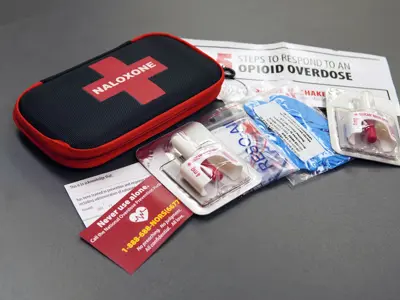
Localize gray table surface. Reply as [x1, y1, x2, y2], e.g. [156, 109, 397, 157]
[1, 0, 400, 299]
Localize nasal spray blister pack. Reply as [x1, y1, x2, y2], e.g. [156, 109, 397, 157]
[137, 122, 262, 214]
[200, 103, 298, 189]
[326, 88, 400, 166]
[244, 95, 352, 185]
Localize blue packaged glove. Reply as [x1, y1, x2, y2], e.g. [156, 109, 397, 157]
[244, 95, 351, 174]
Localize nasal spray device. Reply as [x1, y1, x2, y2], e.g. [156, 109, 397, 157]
[326, 88, 400, 166]
[137, 122, 262, 214]
[170, 132, 243, 196]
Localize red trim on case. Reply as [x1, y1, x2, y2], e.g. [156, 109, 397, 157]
[13, 34, 224, 168]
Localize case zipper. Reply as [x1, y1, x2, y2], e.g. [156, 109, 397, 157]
[14, 79, 222, 168]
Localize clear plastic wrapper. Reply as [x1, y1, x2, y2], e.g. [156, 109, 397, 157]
[244, 94, 352, 185]
[218, 80, 301, 103]
[218, 79, 324, 108]
[200, 103, 298, 189]
[326, 88, 400, 166]
[136, 122, 262, 215]
[218, 78, 250, 102]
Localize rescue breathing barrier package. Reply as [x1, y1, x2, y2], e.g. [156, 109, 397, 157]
[200, 103, 298, 189]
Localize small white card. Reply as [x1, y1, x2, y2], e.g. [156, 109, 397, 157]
[65, 163, 149, 227]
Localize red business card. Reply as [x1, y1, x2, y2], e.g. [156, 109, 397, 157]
[80, 176, 193, 274]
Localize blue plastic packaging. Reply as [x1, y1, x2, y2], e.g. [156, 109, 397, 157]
[244, 95, 351, 176]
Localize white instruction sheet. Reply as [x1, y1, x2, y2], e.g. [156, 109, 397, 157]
[65, 163, 149, 227]
[186, 38, 399, 114]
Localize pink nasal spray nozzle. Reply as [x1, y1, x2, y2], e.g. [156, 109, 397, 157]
[349, 92, 397, 152]
[170, 132, 243, 196]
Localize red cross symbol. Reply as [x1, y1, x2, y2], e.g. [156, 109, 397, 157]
[83, 56, 168, 104]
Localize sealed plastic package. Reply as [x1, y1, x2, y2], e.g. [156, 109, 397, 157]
[219, 79, 323, 109]
[137, 122, 262, 214]
[326, 88, 400, 166]
[244, 95, 352, 185]
[200, 103, 298, 189]
[218, 80, 301, 103]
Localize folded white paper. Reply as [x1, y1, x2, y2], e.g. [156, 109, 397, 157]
[65, 163, 149, 227]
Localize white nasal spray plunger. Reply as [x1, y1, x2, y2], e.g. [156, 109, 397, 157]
[171, 133, 199, 160]
[171, 132, 243, 196]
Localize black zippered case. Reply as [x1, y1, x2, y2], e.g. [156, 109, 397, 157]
[13, 32, 224, 168]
